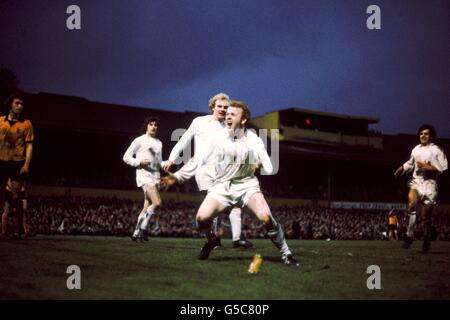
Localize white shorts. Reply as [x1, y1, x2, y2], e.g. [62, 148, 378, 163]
[141, 183, 159, 194]
[409, 179, 438, 205]
[206, 177, 261, 208]
[136, 169, 160, 189]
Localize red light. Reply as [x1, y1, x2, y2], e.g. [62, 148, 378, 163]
[306, 118, 311, 125]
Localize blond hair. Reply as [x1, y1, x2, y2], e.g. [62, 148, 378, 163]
[229, 100, 251, 121]
[208, 92, 230, 111]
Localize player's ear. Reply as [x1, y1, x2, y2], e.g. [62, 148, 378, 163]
[241, 117, 247, 126]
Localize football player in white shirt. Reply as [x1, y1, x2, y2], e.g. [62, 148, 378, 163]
[163, 93, 253, 249]
[162, 100, 299, 266]
[394, 124, 448, 253]
[123, 117, 164, 242]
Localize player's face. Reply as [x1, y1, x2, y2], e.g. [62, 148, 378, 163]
[147, 121, 158, 137]
[11, 98, 24, 115]
[419, 129, 431, 145]
[226, 106, 247, 130]
[212, 99, 229, 121]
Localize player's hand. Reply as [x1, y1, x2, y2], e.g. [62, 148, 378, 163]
[159, 174, 178, 192]
[394, 166, 403, 178]
[163, 161, 173, 173]
[416, 161, 431, 170]
[138, 160, 151, 168]
[20, 165, 29, 175]
[252, 160, 262, 173]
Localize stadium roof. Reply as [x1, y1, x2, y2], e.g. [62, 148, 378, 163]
[23, 92, 205, 136]
[279, 141, 388, 163]
[279, 108, 379, 123]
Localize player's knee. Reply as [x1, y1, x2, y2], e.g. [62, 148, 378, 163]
[407, 197, 417, 209]
[153, 198, 162, 209]
[197, 210, 215, 224]
[408, 194, 418, 205]
[258, 211, 272, 224]
[196, 214, 207, 224]
[196, 215, 211, 230]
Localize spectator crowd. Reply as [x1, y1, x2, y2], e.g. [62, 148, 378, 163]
[11, 194, 449, 241]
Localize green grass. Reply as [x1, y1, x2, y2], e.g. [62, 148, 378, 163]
[0, 236, 449, 299]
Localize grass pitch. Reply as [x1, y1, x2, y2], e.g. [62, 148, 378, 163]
[0, 236, 449, 300]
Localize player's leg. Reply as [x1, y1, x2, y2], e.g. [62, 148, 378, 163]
[210, 215, 223, 249]
[1, 184, 11, 237]
[421, 204, 433, 253]
[388, 225, 394, 240]
[0, 167, 8, 237]
[197, 196, 226, 237]
[19, 181, 31, 237]
[229, 207, 241, 242]
[421, 181, 438, 253]
[403, 188, 419, 248]
[9, 179, 24, 239]
[196, 165, 225, 247]
[22, 198, 32, 237]
[139, 185, 162, 233]
[246, 192, 299, 266]
[196, 195, 227, 260]
[1, 202, 10, 238]
[229, 207, 253, 248]
[132, 196, 149, 241]
[211, 215, 219, 236]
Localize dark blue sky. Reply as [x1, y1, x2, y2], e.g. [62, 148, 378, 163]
[1, 0, 448, 137]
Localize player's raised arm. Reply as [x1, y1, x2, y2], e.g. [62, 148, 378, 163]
[161, 134, 218, 191]
[164, 118, 198, 172]
[174, 134, 217, 183]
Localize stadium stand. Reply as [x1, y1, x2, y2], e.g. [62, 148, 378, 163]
[2, 92, 448, 240]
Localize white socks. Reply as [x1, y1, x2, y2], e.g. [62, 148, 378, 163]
[133, 211, 146, 237]
[229, 207, 242, 241]
[140, 209, 155, 231]
[406, 211, 417, 237]
[267, 220, 291, 256]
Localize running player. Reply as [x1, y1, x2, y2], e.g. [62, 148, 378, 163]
[123, 117, 163, 242]
[394, 124, 447, 253]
